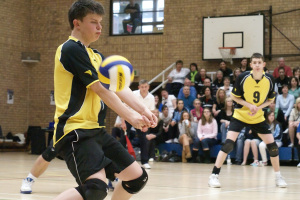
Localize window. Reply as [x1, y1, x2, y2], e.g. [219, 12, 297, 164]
[110, 0, 164, 36]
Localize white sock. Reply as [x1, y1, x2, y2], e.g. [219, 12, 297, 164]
[27, 173, 37, 181]
[275, 171, 281, 176]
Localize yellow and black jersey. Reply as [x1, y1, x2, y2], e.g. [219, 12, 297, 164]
[53, 36, 104, 146]
[231, 71, 276, 124]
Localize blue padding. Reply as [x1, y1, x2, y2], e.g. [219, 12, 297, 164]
[294, 147, 299, 161]
[158, 143, 182, 156]
[278, 147, 292, 161]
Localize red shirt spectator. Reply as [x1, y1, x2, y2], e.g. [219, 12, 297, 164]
[273, 58, 292, 78]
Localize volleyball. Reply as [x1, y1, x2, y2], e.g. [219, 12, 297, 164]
[98, 55, 134, 92]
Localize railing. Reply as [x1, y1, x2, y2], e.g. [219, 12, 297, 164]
[148, 63, 217, 94]
[149, 63, 175, 94]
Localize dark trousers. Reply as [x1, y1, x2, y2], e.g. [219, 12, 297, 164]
[122, 18, 141, 34]
[125, 121, 149, 164]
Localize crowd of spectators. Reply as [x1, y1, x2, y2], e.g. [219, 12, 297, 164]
[113, 57, 300, 167]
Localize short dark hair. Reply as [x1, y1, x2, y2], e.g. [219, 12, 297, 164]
[278, 66, 285, 72]
[250, 53, 264, 62]
[176, 60, 183, 65]
[190, 63, 198, 71]
[68, 0, 105, 30]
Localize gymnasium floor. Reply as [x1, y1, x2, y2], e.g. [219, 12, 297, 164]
[0, 152, 299, 200]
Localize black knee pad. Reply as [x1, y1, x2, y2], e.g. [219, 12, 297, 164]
[75, 179, 108, 200]
[41, 146, 57, 162]
[267, 142, 279, 157]
[122, 167, 148, 194]
[221, 139, 235, 154]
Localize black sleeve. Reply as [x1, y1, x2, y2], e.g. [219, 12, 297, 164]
[231, 72, 246, 97]
[60, 42, 98, 87]
[266, 73, 276, 100]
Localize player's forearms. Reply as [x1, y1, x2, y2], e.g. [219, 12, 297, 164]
[90, 83, 136, 122]
[257, 100, 274, 110]
[116, 87, 147, 115]
[230, 94, 253, 108]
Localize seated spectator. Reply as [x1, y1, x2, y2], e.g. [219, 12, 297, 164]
[122, 0, 142, 34]
[241, 130, 261, 166]
[273, 57, 293, 79]
[169, 99, 188, 143]
[220, 76, 233, 97]
[288, 97, 300, 147]
[198, 77, 217, 98]
[213, 70, 224, 89]
[230, 67, 241, 86]
[190, 99, 203, 123]
[154, 94, 162, 111]
[167, 60, 190, 97]
[265, 101, 285, 129]
[185, 63, 199, 86]
[200, 86, 215, 109]
[147, 109, 164, 161]
[239, 57, 251, 72]
[178, 86, 196, 111]
[219, 97, 234, 143]
[274, 67, 290, 95]
[292, 67, 300, 85]
[178, 79, 197, 100]
[194, 108, 218, 163]
[159, 105, 172, 143]
[276, 84, 294, 132]
[288, 77, 300, 102]
[178, 111, 196, 162]
[111, 116, 126, 147]
[194, 68, 212, 91]
[259, 111, 283, 166]
[219, 61, 232, 77]
[161, 89, 177, 117]
[212, 88, 226, 118]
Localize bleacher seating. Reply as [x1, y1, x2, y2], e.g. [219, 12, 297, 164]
[158, 143, 296, 161]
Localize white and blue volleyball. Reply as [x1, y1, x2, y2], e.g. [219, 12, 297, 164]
[99, 55, 134, 92]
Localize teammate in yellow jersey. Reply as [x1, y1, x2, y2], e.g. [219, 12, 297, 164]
[208, 53, 287, 188]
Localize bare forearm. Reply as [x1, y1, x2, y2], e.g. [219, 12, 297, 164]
[257, 99, 274, 110]
[116, 87, 146, 115]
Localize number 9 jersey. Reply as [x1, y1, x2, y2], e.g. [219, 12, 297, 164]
[231, 71, 276, 124]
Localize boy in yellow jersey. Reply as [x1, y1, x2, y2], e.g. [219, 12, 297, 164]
[52, 1, 157, 200]
[208, 53, 287, 188]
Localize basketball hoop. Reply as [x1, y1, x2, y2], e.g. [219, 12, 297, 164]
[219, 47, 236, 64]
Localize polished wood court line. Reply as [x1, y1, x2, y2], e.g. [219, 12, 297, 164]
[0, 152, 299, 200]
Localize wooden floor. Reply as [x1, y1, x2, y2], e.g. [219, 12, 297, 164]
[0, 152, 299, 200]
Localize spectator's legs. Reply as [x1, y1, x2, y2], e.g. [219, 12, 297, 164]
[242, 139, 251, 165]
[235, 133, 245, 164]
[220, 123, 227, 144]
[288, 123, 297, 146]
[259, 141, 268, 162]
[122, 19, 131, 34]
[131, 18, 141, 33]
[250, 140, 259, 164]
[138, 129, 149, 165]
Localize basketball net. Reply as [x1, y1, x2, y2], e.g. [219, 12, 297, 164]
[219, 47, 236, 64]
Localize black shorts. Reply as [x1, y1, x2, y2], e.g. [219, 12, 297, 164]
[228, 117, 271, 134]
[55, 128, 135, 185]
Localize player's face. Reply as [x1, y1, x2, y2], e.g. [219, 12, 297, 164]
[250, 58, 265, 73]
[76, 13, 102, 45]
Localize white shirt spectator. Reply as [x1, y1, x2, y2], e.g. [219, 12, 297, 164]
[220, 86, 233, 97]
[168, 68, 190, 84]
[133, 90, 155, 111]
[162, 94, 176, 116]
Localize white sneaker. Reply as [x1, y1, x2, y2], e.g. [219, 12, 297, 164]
[297, 163, 300, 168]
[173, 138, 179, 143]
[288, 143, 294, 148]
[142, 163, 151, 169]
[283, 129, 288, 134]
[20, 177, 34, 194]
[208, 174, 221, 188]
[149, 158, 154, 162]
[275, 175, 287, 188]
[165, 139, 173, 143]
